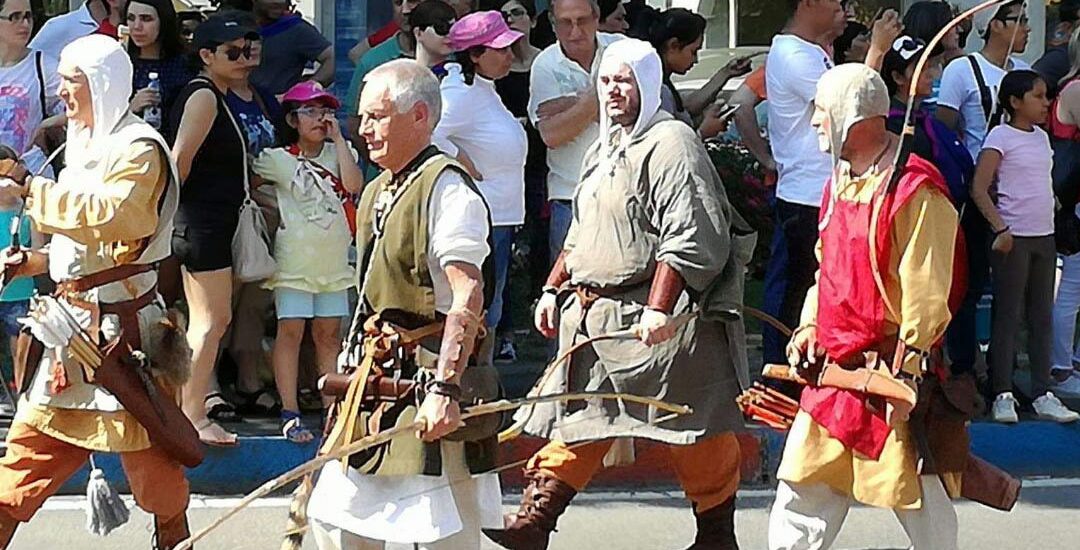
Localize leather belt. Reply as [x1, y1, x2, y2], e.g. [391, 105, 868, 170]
[55, 263, 154, 295]
[56, 263, 158, 350]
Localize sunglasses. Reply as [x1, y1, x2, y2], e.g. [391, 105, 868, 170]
[1, 11, 33, 23]
[218, 42, 253, 62]
[999, 15, 1030, 26]
[502, 7, 527, 20]
[423, 20, 454, 36]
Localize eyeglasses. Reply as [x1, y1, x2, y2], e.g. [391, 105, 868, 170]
[295, 106, 335, 118]
[891, 36, 926, 61]
[502, 7, 527, 20]
[1, 11, 33, 23]
[424, 20, 454, 36]
[218, 42, 253, 62]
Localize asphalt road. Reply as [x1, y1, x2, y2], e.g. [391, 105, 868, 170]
[11, 479, 1079, 549]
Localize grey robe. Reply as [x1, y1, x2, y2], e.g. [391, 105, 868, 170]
[518, 111, 747, 445]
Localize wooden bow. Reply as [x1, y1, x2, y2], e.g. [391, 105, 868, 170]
[173, 391, 692, 550]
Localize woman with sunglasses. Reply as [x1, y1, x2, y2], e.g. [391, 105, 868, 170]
[213, 21, 287, 425]
[168, 14, 262, 447]
[435, 11, 527, 366]
[411, 0, 457, 77]
[494, 0, 542, 362]
[125, 0, 194, 137]
[252, 82, 362, 443]
[0, 0, 64, 176]
[636, 8, 752, 138]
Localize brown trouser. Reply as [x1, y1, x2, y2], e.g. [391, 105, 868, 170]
[0, 421, 189, 523]
[528, 432, 741, 513]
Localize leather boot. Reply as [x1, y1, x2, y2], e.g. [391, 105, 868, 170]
[0, 513, 18, 550]
[483, 469, 577, 550]
[153, 513, 190, 550]
[685, 496, 738, 550]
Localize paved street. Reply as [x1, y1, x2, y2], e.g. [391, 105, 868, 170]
[12, 479, 1079, 549]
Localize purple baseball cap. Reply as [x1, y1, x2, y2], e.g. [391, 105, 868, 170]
[448, 11, 524, 52]
[281, 81, 341, 109]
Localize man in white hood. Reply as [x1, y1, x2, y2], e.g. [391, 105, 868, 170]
[487, 38, 748, 550]
[0, 35, 192, 548]
[768, 63, 961, 550]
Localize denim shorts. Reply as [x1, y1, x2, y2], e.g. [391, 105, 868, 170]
[274, 288, 350, 320]
[0, 300, 29, 337]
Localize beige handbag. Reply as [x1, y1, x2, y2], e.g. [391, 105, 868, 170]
[211, 79, 277, 283]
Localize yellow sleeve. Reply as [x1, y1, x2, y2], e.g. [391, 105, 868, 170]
[893, 185, 959, 375]
[799, 239, 823, 329]
[27, 140, 165, 243]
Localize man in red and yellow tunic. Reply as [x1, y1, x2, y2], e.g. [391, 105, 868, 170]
[768, 64, 961, 550]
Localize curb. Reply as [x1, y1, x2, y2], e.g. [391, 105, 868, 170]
[57, 420, 1080, 495]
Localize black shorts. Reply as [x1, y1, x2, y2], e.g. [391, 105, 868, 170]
[172, 209, 239, 273]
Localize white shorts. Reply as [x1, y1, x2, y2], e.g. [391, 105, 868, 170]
[274, 288, 350, 319]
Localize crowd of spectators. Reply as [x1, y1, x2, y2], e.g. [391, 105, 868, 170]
[4, 0, 1080, 440]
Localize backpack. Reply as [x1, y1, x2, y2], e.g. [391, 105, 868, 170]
[968, 55, 1004, 132]
[889, 108, 975, 208]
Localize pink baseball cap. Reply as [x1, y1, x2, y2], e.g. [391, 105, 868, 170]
[281, 81, 341, 109]
[448, 11, 524, 52]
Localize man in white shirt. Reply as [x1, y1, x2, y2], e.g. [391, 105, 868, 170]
[307, 59, 502, 550]
[764, 0, 842, 344]
[938, 0, 1031, 159]
[527, 0, 620, 263]
[937, 0, 1030, 380]
[29, 0, 122, 59]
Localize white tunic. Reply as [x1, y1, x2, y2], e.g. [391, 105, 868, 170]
[308, 168, 501, 543]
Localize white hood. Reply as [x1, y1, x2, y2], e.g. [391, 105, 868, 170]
[59, 35, 134, 169]
[812, 63, 890, 162]
[596, 38, 663, 162]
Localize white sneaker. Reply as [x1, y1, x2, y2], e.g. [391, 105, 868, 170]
[1033, 393, 1080, 423]
[1051, 373, 1080, 398]
[992, 392, 1019, 423]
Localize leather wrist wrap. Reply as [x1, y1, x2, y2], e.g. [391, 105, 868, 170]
[646, 262, 685, 314]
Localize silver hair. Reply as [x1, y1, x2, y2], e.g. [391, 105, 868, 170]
[551, 0, 600, 18]
[363, 59, 442, 129]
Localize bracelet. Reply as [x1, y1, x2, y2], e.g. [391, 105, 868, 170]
[542, 286, 559, 296]
[993, 225, 1011, 237]
[424, 379, 462, 401]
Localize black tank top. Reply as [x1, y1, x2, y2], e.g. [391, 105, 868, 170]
[168, 78, 246, 226]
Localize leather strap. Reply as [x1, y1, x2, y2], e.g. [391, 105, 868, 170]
[55, 263, 154, 295]
[646, 262, 685, 314]
[67, 285, 158, 352]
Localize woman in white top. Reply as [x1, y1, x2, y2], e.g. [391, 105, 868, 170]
[434, 11, 527, 363]
[252, 82, 363, 443]
[0, 0, 64, 174]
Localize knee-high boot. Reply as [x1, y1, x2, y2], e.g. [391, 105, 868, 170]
[685, 496, 738, 550]
[483, 469, 577, 550]
[0, 512, 18, 550]
[153, 513, 190, 550]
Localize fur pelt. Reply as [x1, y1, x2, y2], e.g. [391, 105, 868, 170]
[143, 308, 191, 387]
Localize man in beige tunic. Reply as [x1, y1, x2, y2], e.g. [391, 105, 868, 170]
[487, 39, 750, 550]
[0, 35, 191, 548]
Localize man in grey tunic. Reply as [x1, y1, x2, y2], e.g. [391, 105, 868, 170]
[486, 39, 748, 550]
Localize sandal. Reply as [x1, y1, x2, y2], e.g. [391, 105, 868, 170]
[205, 393, 243, 423]
[297, 388, 324, 412]
[195, 418, 239, 447]
[235, 388, 282, 416]
[281, 410, 314, 444]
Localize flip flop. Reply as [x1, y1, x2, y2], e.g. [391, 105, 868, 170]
[280, 410, 314, 444]
[195, 418, 239, 447]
